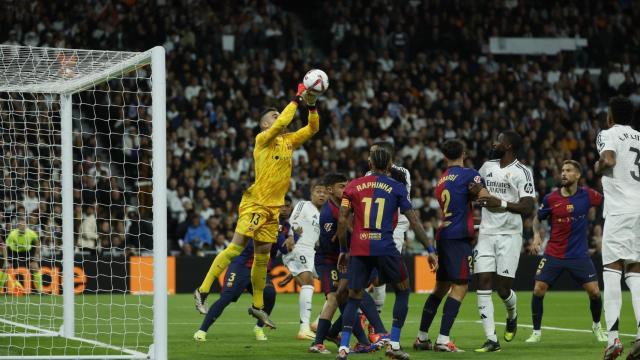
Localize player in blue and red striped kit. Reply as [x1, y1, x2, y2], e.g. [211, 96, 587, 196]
[525, 160, 607, 343]
[414, 139, 490, 352]
[336, 148, 437, 360]
[309, 173, 388, 355]
[193, 197, 292, 342]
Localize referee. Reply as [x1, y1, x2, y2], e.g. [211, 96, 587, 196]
[3, 218, 42, 293]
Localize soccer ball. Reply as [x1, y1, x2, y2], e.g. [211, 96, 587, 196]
[303, 69, 329, 95]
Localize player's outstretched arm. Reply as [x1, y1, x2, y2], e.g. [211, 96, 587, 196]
[256, 84, 308, 147]
[287, 102, 319, 149]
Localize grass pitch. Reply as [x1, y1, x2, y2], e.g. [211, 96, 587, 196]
[0, 291, 635, 359]
[171, 291, 636, 359]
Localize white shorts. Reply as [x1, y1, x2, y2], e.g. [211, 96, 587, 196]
[283, 247, 315, 277]
[602, 214, 640, 265]
[473, 233, 523, 278]
[393, 220, 409, 253]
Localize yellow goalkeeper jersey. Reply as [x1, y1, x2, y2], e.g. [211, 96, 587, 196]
[6, 228, 39, 252]
[243, 101, 319, 207]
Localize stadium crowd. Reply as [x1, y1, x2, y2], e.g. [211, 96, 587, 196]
[2, 0, 640, 257]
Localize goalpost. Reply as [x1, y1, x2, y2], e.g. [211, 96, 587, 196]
[0, 45, 167, 359]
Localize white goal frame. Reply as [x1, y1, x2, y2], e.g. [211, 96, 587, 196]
[0, 45, 167, 360]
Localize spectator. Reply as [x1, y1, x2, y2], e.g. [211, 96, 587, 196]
[182, 212, 212, 253]
[78, 206, 98, 250]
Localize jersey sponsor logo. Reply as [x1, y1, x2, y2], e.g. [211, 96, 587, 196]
[324, 223, 333, 232]
[359, 232, 382, 240]
[486, 180, 511, 194]
[524, 183, 534, 194]
[486, 172, 493, 178]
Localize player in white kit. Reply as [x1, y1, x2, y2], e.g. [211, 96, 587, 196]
[595, 96, 640, 360]
[474, 130, 536, 352]
[283, 181, 327, 340]
[366, 142, 414, 318]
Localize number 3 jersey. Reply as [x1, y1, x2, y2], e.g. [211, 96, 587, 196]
[289, 200, 321, 252]
[597, 124, 640, 217]
[342, 174, 412, 256]
[478, 159, 535, 235]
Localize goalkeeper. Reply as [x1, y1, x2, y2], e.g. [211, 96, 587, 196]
[194, 83, 320, 328]
[1, 218, 42, 293]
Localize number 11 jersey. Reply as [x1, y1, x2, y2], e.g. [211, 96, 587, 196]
[341, 174, 412, 256]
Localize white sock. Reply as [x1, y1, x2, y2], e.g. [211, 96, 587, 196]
[417, 331, 428, 341]
[625, 272, 640, 340]
[299, 285, 314, 328]
[477, 290, 497, 342]
[502, 290, 518, 320]
[390, 341, 400, 350]
[436, 334, 449, 344]
[604, 268, 622, 346]
[372, 284, 386, 313]
[533, 329, 541, 336]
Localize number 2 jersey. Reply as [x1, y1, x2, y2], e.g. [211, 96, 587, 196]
[342, 174, 412, 256]
[597, 124, 640, 217]
[434, 165, 483, 241]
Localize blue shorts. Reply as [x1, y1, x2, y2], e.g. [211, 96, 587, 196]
[222, 262, 273, 301]
[535, 255, 598, 286]
[436, 238, 473, 282]
[347, 255, 408, 290]
[316, 261, 341, 295]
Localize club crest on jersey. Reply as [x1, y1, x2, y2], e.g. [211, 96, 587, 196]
[474, 175, 482, 183]
[524, 183, 534, 193]
[324, 223, 333, 232]
[566, 204, 574, 213]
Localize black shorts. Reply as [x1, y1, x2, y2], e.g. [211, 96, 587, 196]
[6, 248, 36, 268]
[436, 238, 473, 282]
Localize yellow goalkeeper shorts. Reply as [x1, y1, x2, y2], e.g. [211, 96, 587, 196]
[235, 197, 279, 244]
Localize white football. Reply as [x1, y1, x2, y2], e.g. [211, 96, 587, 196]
[303, 69, 329, 95]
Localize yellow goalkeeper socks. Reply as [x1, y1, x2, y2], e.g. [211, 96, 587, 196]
[251, 253, 271, 309]
[199, 243, 245, 293]
[0, 271, 7, 289]
[33, 270, 43, 292]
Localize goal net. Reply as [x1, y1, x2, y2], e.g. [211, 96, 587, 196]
[0, 45, 167, 359]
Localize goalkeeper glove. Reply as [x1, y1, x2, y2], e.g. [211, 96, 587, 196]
[292, 83, 306, 104]
[302, 91, 318, 107]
